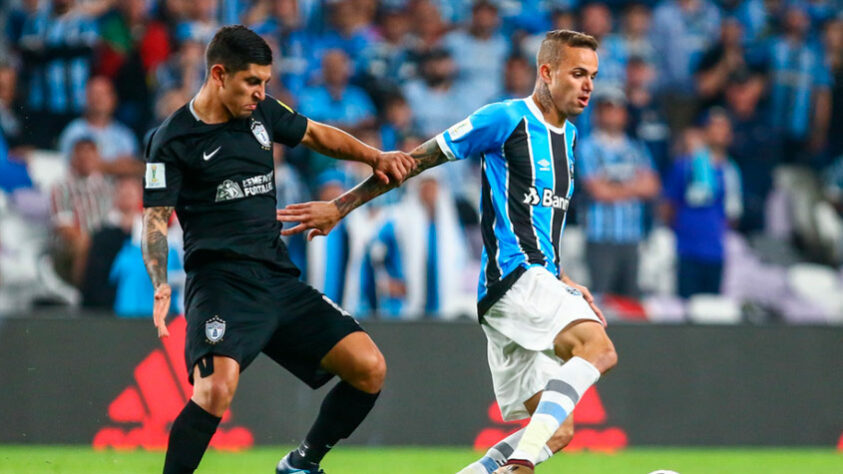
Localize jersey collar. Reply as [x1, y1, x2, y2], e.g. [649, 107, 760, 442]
[523, 96, 567, 134]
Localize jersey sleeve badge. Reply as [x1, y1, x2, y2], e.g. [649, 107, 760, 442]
[447, 118, 474, 141]
[145, 163, 166, 189]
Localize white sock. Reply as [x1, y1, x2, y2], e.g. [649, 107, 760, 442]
[508, 357, 600, 465]
[457, 428, 554, 473]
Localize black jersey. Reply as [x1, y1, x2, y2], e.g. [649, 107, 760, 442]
[143, 95, 308, 273]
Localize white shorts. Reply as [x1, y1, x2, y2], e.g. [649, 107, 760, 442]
[481, 266, 601, 421]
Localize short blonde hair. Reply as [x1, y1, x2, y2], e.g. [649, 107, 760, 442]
[537, 29, 599, 67]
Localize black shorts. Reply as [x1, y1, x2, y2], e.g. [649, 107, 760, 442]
[183, 258, 363, 387]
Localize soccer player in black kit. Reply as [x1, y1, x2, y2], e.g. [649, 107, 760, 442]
[141, 26, 416, 474]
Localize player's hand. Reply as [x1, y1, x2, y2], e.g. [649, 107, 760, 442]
[153, 284, 172, 338]
[371, 150, 416, 185]
[277, 201, 341, 241]
[569, 282, 607, 327]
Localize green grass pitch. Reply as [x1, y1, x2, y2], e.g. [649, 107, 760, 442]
[0, 446, 840, 473]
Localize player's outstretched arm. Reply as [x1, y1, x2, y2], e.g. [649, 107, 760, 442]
[277, 138, 449, 240]
[300, 119, 417, 184]
[142, 206, 174, 338]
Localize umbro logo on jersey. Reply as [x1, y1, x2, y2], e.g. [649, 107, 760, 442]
[523, 186, 569, 210]
[203, 146, 221, 161]
[538, 159, 551, 171]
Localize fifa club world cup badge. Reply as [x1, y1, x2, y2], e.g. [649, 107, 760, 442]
[205, 316, 226, 344]
[251, 120, 271, 150]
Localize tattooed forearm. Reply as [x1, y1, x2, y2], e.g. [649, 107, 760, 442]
[141, 206, 173, 288]
[333, 138, 449, 217]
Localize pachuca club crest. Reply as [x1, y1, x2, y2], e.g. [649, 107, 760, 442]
[205, 315, 226, 344]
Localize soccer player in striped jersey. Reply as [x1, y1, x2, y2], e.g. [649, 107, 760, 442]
[278, 30, 617, 474]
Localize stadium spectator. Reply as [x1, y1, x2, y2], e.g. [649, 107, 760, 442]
[725, 72, 781, 234]
[16, 0, 99, 148]
[58, 76, 141, 176]
[154, 34, 206, 101]
[662, 110, 743, 298]
[359, 7, 414, 104]
[174, 0, 219, 46]
[299, 49, 376, 131]
[105, 176, 182, 317]
[378, 94, 416, 152]
[80, 176, 143, 310]
[650, 0, 721, 130]
[405, 0, 449, 67]
[306, 170, 354, 307]
[274, 144, 310, 273]
[616, 3, 656, 66]
[367, 171, 469, 319]
[313, 0, 378, 74]
[0, 62, 22, 147]
[823, 15, 843, 158]
[735, 0, 784, 46]
[498, 55, 535, 101]
[766, 3, 832, 166]
[49, 138, 114, 287]
[402, 48, 472, 137]
[625, 56, 671, 177]
[4, 0, 40, 48]
[577, 87, 660, 298]
[581, 2, 625, 88]
[695, 17, 756, 111]
[96, 0, 172, 136]
[442, 0, 510, 110]
[251, 0, 315, 97]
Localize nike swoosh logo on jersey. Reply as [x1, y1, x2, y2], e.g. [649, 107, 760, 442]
[203, 146, 221, 161]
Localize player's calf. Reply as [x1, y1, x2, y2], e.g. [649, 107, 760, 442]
[163, 356, 240, 474]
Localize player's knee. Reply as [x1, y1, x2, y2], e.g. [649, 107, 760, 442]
[194, 377, 236, 415]
[349, 350, 386, 394]
[576, 335, 617, 374]
[547, 422, 575, 453]
[592, 340, 618, 374]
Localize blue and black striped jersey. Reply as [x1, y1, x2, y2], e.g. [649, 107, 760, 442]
[436, 98, 577, 316]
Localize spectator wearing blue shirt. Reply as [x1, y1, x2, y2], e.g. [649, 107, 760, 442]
[625, 56, 671, 177]
[359, 7, 414, 105]
[581, 2, 626, 88]
[767, 4, 833, 166]
[16, 0, 99, 148]
[402, 49, 475, 199]
[58, 76, 140, 176]
[662, 110, 743, 298]
[299, 49, 376, 130]
[725, 72, 782, 234]
[0, 63, 22, 148]
[578, 88, 660, 298]
[366, 171, 469, 319]
[442, 1, 511, 110]
[312, 0, 378, 76]
[650, 0, 721, 130]
[497, 55, 536, 101]
[251, 0, 315, 97]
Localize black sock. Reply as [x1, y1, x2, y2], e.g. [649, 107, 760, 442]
[163, 400, 222, 474]
[289, 381, 380, 468]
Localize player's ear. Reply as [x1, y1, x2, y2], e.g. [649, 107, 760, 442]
[209, 64, 227, 87]
[538, 63, 553, 84]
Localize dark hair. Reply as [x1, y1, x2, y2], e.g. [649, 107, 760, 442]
[537, 29, 599, 66]
[205, 25, 272, 74]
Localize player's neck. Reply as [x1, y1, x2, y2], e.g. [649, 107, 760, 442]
[530, 92, 567, 128]
[192, 85, 233, 124]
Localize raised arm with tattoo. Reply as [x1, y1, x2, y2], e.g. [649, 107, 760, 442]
[277, 138, 449, 239]
[142, 206, 174, 338]
[301, 120, 417, 185]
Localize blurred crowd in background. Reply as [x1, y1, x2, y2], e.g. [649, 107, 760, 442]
[0, 0, 842, 324]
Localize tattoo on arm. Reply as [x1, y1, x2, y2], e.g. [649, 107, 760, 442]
[333, 138, 449, 217]
[141, 206, 173, 288]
